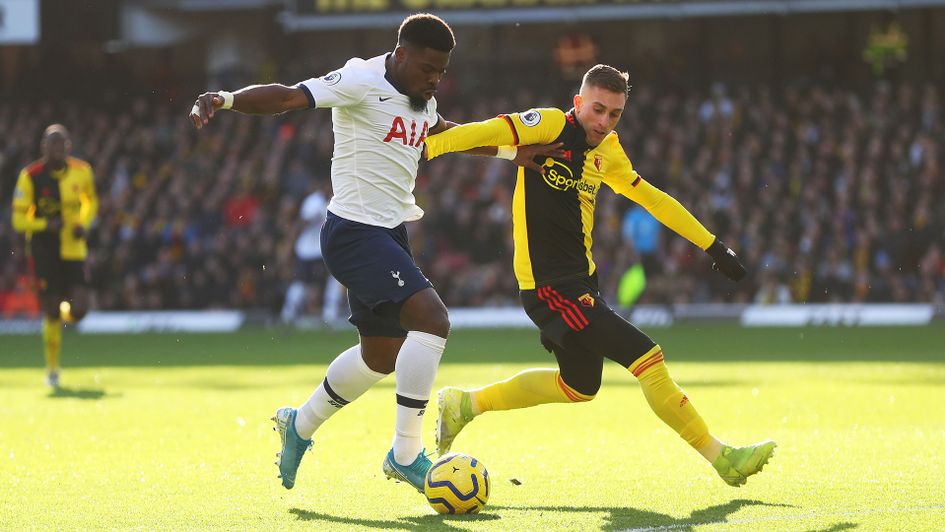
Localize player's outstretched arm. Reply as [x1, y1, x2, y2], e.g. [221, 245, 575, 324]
[621, 177, 746, 281]
[425, 110, 565, 173]
[189, 84, 310, 129]
[425, 116, 520, 159]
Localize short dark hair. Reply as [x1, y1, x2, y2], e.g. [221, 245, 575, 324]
[398, 13, 455, 53]
[582, 64, 630, 99]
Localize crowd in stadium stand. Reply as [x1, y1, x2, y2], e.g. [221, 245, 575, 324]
[1, 77, 943, 318]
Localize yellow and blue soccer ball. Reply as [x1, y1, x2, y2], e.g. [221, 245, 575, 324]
[424, 453, 490, 514]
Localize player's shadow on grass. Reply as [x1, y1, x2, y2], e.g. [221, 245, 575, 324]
[290, 499, 794, 530]
[289, 508, 500, 531]
[490, 498, 794, 531]
[809, 523, 858, 532]
[46, 386, 113, 400]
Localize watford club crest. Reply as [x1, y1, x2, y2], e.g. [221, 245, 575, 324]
[593, 155, 602, 172]
[578, 293, 595, 308]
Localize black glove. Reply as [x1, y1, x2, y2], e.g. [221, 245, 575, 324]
[706, 238, 747, 281]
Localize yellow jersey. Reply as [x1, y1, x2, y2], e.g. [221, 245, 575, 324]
[425, 107, 715, 289]
[12, 157, 98, 261]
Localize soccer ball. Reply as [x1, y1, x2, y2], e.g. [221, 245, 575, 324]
[424, 453, 490, 514]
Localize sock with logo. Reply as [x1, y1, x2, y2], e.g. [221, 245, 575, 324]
[392, 331, 446, 465]
[630, 345, 714, 452]
[42, 318, 62, 373]
[469, 369, 593, 415]
[294, 344, 387, 440]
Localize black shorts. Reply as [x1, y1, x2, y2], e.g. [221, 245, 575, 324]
[295, 258, 329, 285]
[520, 274, 656, 396]
[31, 250, 89, 301]
[320, 211, 433, 338]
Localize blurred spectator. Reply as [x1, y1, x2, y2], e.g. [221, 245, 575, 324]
[2, 75, 943, 313]
[621, 205, 661, 275]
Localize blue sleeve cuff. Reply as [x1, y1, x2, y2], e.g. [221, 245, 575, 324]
[296, 83, 316, 109]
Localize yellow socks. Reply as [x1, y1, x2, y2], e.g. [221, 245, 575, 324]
[469, 369, 593, 414]
[42, 318, 62, 372]
[59, 301, 75, 323]
[630, 345, 713, 451]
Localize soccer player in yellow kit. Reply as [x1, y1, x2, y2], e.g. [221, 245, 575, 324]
[12, 125, 98, 388]
[425, 65, 775, 487]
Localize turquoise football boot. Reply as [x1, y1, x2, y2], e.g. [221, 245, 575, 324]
[272, 407, 313, 490]
[382, 448, 433, 493]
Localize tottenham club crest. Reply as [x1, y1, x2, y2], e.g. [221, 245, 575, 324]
[520, 110, 541, 127]
[391, 271, 405, 287]
[322, 71, 342, 86]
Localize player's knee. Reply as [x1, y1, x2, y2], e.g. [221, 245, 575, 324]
[359, 336, 404, 374]
[425, 308, 450, 338]
[401, 292, 450, 337]
[559, 372, 600, 401]
[627, 344, 662, 367]
[404, 312, 450, 338]
[362, 349, 396, 374]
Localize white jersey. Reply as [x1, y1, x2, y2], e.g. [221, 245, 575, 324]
[297, 54, 439, 228]
[294, 190, 328, 260]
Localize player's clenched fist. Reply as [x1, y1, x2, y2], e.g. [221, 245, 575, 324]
[706, 237, 747, 282]
[189, 92, 225, 129]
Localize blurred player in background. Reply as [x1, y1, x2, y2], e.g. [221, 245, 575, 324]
[280, 182, 346, 326]
[11, 125, 98, 388]
[426, 65, 776, 487]
[190, 13, 558, 494]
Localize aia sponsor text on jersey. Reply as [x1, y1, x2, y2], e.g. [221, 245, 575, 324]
[383, 117, 429, 148]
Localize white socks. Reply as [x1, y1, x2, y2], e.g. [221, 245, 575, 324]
[294, 344, 386, 440]
[392, 331, 447, 465]
[291, 331, 448, 464]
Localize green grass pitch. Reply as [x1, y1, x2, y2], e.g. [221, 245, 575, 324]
[1, 325, 944, 530]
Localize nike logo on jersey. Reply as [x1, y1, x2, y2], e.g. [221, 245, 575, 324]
[379, 96, 392, 102]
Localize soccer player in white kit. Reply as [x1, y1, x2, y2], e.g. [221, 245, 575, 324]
[189, 14, 557, 494]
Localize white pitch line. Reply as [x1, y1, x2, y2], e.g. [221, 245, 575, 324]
[618, 504, 945, 531]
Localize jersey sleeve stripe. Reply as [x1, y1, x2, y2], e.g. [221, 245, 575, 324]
[630, 174, 642, 187]
[297, 83, 316, 108]
[500, 114, 519, 145]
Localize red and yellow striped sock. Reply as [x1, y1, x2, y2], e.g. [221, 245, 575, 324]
[630, 345, 713, 450]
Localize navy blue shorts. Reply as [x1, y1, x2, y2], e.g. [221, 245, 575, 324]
[321, 211, 432, 337]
